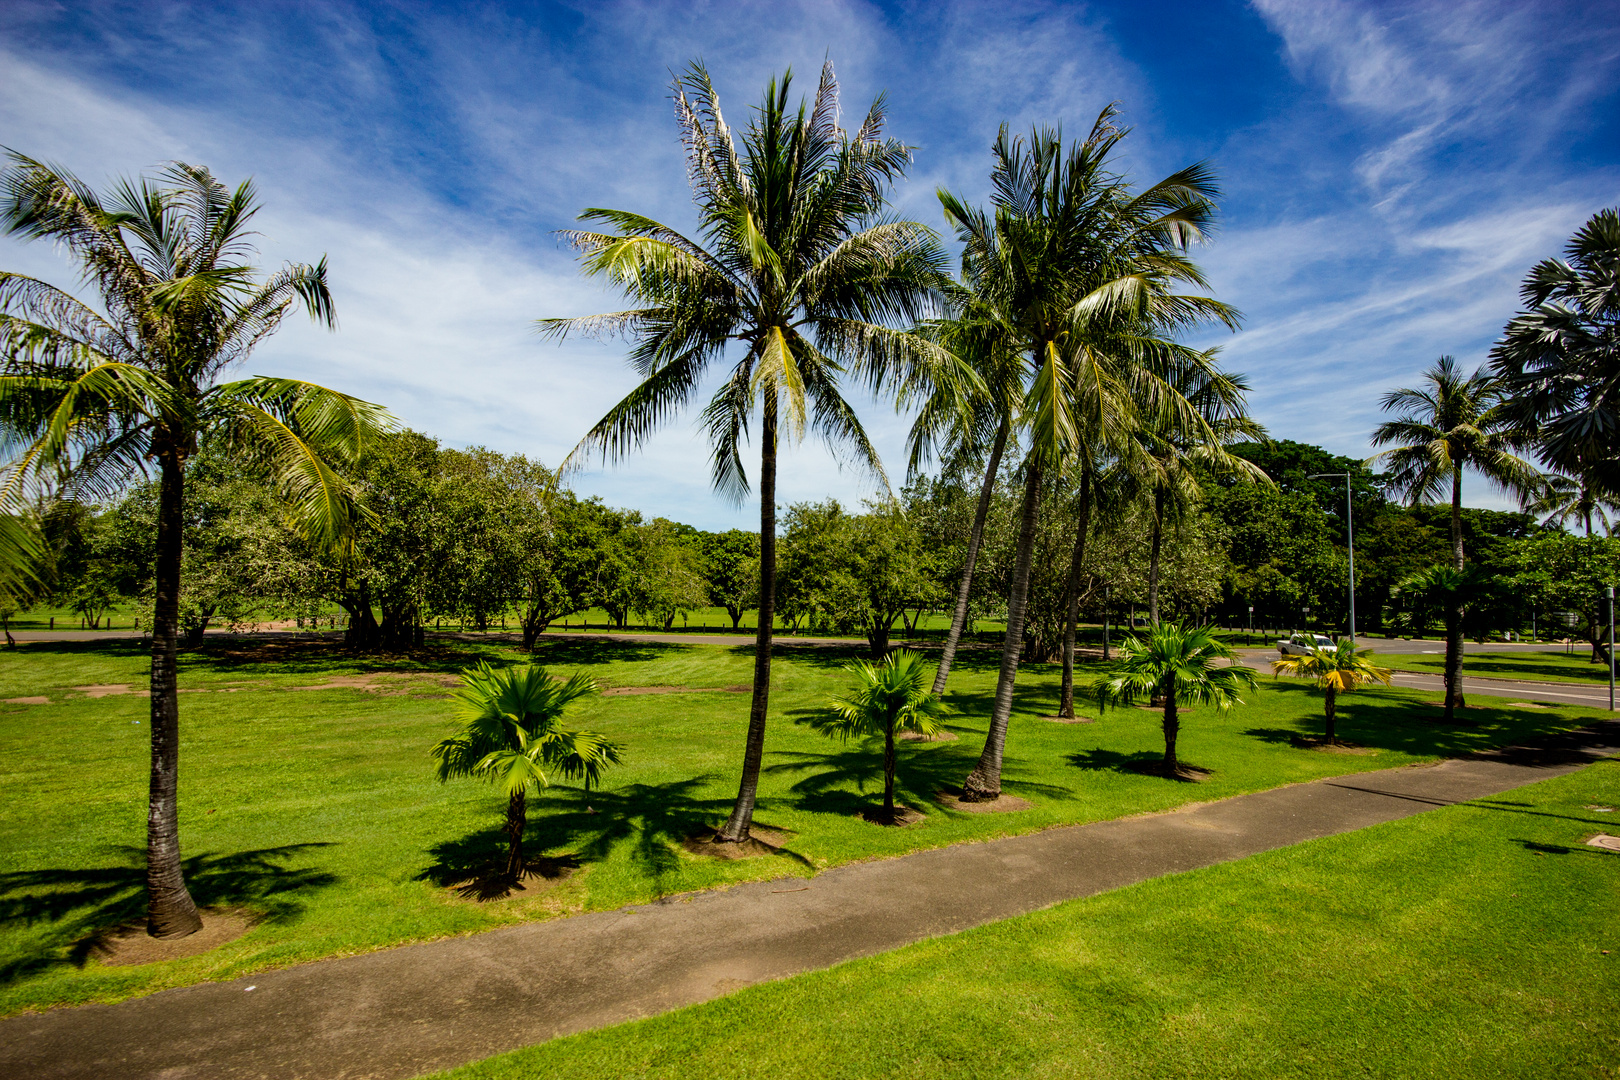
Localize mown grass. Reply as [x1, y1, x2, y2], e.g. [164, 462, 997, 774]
[0, 633, 1605, 1017]
[1376, 647, 1616, 685]
[435, 758, 1620, 1080]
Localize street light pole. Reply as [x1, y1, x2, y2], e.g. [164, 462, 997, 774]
[1607, 585, 1614, 712]
[1310, 472, 1356, 644]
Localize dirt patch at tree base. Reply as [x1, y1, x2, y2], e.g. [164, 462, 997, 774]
[1040, 714, 1094, 724]
[3, 696, 49, 705]
[934, 788, 1034, 813]
[1507, 702, 1549, 708]
[683, 826, 793, 860]
[82, 907, 259, 966]
[855, 806, 928, 826]
[898, 730, 958, 742]
[1290, 737, 1377, 755]
[1122, 761, 1213, 782]
[443, 857, 579, 902]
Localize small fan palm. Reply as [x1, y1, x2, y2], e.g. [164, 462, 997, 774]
[1272, 640, 1392, 743]
[432, 663, 623, 883]
[0, 156, 392, 938]
[1094, 622, 1255, 774]
[812, 650, 946, 824]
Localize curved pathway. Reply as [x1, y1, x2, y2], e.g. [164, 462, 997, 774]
[3, 722, 1616, 1080]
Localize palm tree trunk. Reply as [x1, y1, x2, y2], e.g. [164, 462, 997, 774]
[1148, 487, 1165, 624]
[1445, 466, 1465, 719]
[146, 454, 202, 939]
[961, 459, 1043, 801]
[503, 788, 527, 880]
[883, 722, 897, 823]
[931, 418, 1009, 695]
[1161, 676, 1179, 771]
[1058, 469, 1093, 718]
[1324, 684, 1338, 743]
[719, 404, 777, 842]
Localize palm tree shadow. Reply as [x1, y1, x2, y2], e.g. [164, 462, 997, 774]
[1064, 748, 1208, 783]
[414, 830, 582, 901]
[418, 776, 813, 895]
[0, 843, 338, 985]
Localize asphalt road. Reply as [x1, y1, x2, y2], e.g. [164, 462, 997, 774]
[1236, 648, 1616, 711]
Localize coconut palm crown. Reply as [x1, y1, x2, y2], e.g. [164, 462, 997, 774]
[538, 61, 957, 842]
[1272, 639, 1392, 743]
[0, 154, 392, 938]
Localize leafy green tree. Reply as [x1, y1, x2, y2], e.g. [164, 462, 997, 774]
[1204, 483, 1342, 627]
[811, 650, 946, 824]
[1271, 640, 1392, 743]
[1370, 356, 1539, 720]
[1506, 533, 1620, 662]
[1491, 207, 1620, 501]
[0, 157, 388, 937]
[515, 491, 610, 648]
[431, 663, 622, 882]
[629, 517, 707, 630]
[541, 62, 949, 842]
[699, 529, 760, 629]
[1094, 621, 1255, 775]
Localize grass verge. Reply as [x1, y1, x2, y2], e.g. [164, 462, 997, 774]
[434, 757, 1620, 1080]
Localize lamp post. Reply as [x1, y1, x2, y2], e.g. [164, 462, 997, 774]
[1310, 472, 1357, 644]
[1607, 585, 1614, 712]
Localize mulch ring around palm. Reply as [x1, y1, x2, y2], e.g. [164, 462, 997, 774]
[1039, 714, 1094, 724]
[79, 907, 261, 966]
[1289, 736, 1378, 755]
[855, 805, 928, 826]
[898, 730, 959, 741]
[1121, 760, 1213, 783]
[447, 855, 580, 902]
[683, 824, 795, 860]
[933, 787, 1034, 813]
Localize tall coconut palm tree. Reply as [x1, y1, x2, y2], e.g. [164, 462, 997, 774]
[1523, 469, 1616, 536]
[0, 156, 391, 938]
[1094, 620, 1255, 775]
[1272, 639, 1392, 743]
[1490, 207, 1620, 501]
[538, 62, 953, 842]
[938, 109, 1240, 798]
[1368, 356, 1538, 721]
[811, 649, 946, 824]
[432, 662, 622, 882]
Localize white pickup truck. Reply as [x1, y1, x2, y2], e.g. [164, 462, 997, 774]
[1277, 633, 1335, 656]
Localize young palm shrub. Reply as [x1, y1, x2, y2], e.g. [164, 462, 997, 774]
[540, 61, 955, 843]
[1271, 639, 1393, 743]
[812, 650, 946, 824]
[0, 157, 391, 938]
[432, 663, 623, 883]
[1094, 622, 1255, 776]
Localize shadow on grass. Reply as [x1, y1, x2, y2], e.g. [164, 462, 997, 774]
[1063, 748, 1207, 783]
[0, 844, 337, 984]
[420, 777, 812, 890]
[1515, 839, 1616, 857]
[415, 831, 581, 900]
[1250, 681, 1603, 760]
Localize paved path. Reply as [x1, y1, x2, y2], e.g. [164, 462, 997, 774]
[3, 722, 1616, 1080]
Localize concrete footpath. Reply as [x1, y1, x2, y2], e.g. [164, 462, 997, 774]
[3, 723, 1617, 1080]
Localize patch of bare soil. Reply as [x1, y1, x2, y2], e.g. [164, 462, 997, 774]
[934, 788, 1034, 813]
[4, 696, 49, 705]
[1290, 736, 1377, 755]
[682, 826, 793, 860]
[898, 730, 958, 742]
[1122, 760, 1213, 782]
[292, 672, 463, 695]
[856, 805, 928, 826]
[444, 857, 579, 902]
[602, 685, 751, 696]
[73, 684, 145, 698]
[1040, 714, 1094, 724]
[82, 908, 259, 966]
[1507, 702, 1549, 708]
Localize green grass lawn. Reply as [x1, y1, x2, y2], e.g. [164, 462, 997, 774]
[1376, 647, 1616, 685]
[0, 634, 1606, 1017]
[435, 757, 1620, 1080]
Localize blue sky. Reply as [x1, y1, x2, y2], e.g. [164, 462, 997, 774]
[2, 0, 1617, 526]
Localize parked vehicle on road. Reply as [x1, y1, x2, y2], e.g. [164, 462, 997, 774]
[1277, 633, 1335, 656]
